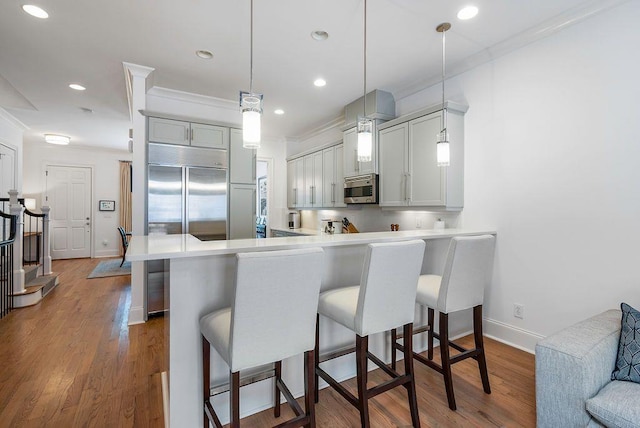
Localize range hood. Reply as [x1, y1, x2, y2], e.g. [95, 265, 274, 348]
[344, 89, 396, 129]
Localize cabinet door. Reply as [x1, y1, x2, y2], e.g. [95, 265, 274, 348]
[294, 157, 304, 208]
[322, 147, 336, 207]
[287, 160, 296, 208]
[379, 123, 408, 206]
[229, 183, 256, 239]
[229, 128, 256, 184]
[191, 123, 229, 149]
[334, 144, 346, 207]
[148, 117, 190, 145]
[303, 155, 314, 207]
[343, 127, 359, 177]
[409, 112, 446, 206]
[312, 151, 323, 207]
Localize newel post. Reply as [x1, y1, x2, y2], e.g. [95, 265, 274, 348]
[40, 205, 52, 275]
[8, 190, 25, 294]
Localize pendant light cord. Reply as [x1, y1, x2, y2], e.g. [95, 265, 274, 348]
[441, 26, 447, 132]
[250, 0, 254, 94]
[363, 0, 367, 119]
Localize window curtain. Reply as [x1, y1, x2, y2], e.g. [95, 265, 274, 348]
[119, 161, 132, 239]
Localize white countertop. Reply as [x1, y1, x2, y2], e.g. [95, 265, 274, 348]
[270, 227, 321, 236]
[126, 228, 496, 261]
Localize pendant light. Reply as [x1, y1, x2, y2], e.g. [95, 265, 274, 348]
[436, 22, 451, 167]
[240, 0, 262, 149]
[357, 0, 372, 162]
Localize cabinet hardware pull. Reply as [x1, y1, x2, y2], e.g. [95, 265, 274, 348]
[331, 183, 335, 203]
[354, 149, 358, 172]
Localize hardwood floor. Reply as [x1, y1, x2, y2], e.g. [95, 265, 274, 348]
[0, 258, 166, 428]
[0, 258, 536, 427]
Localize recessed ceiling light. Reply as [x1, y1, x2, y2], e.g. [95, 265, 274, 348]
[196, 50, 214, 59]
[274, 109, 284, 115]
[44, 134, 70, 145]
[22, 4, 48, 19]
[457, 6, 478, 20]
[311, 30, 329, 41]
[314, 78, 327, 87]
[69, 83, 86, 91]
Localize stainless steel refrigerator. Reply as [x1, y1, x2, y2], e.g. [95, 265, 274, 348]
[146, 143, 228, 315]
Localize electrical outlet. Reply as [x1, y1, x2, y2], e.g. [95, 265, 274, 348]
[514, 303, 524, 319]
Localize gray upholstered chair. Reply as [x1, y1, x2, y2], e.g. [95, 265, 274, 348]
[392, 234, 496, 410]
[200, 247, 324, 428]
[314, 239, 426, 428]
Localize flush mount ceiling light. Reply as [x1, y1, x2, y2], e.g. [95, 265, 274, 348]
[457, 6, 478, 20]
[239, 0, 262, 149]
[22, 4, 48, 18]
[357, 0, 372, 163]
[196, 50, 213, 59]
[313, 78, 327, 87]
[436, 22, 451, 167]
[274, 109, 284, 115]
[69, 83, 86, 91]
[44, 134, 70, 145]
[311, 30, 329, 41]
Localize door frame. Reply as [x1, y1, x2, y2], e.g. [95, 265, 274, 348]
[42, 162, 95, 259]
[0, 141, 19, 196]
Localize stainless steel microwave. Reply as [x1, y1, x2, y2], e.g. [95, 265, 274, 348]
[344, 174, 378, 204]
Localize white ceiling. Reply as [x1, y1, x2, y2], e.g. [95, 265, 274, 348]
[0, 0, 627, 151]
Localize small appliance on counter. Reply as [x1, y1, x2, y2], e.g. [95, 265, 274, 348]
[288, 211, 300, 229]
[321, 219, 340, 235]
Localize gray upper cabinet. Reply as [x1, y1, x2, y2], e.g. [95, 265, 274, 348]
[322, 144, 346, 208]
[343, 123, 379, 178]
[148, 117, 229, 149]
[229, 128, 256, 184]
[378, 104, 465, 210]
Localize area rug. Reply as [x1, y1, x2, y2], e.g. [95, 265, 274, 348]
[87, 259, 131, 278]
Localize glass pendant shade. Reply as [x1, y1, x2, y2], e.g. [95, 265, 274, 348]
[436, 130, 450, 167]
[240, 91, 262, 148]
[357, 118, 372, 162]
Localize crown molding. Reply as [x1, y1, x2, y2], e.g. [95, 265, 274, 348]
[123, 62, 155, 122]
[394, 0, 630, 100]
[0, 107, 29, 131]
[146, 86, 238, 111]
[293, 115, 345, 143]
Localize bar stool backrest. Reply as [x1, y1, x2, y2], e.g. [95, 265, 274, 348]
[438, 235, 496, 314]
[229, 247, 324, 372]
[356, 240, 426, 336]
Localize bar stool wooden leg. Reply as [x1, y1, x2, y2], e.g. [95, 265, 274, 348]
[304, 350, 316, 428]
[427, 308, 435, 360]
[274, 360, 282, 417]
[439, 312, 456, 410]
[391, 328, 397, 371]
[230, 371, 240, 428]
[402, 323, 420, 427]
[473, 305, 491, 394]
[314, 314, 320, 404]
[355, 334, 370, 428]
[202, 336, 210, 428]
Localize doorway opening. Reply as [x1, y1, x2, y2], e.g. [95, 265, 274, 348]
[256, 159, 270, 238]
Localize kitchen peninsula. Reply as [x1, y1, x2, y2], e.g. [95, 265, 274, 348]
[127, 228, 495, 427]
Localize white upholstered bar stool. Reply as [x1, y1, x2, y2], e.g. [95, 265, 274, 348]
[314, 240, 426, 428]
[200, 247, 324, 428]
[392, 234, 496, 411]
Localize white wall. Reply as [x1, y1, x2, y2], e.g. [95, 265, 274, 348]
[0, 108, 25, 195]
[22, 142, 132, 258]
[398, 1, 640, 350]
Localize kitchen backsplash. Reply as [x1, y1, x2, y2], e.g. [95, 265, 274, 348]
[298, 206, 461, 233]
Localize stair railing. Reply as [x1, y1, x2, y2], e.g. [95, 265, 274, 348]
[0, 210, 17, 319]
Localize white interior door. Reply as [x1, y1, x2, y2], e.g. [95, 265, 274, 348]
[0, 143, 16, 198]
[46, 165, 92, 259]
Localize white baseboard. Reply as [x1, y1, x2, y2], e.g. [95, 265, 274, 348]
[128, 305, 145, 325]
[94, 251, 121, 258]
[484, 318, 542, 354]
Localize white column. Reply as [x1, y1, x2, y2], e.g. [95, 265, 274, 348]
[8, 190, 25, 294]
[40, 206, 52, 275]
[123, 62, 154, 325]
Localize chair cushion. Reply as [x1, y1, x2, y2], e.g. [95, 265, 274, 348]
[612, 303, 640, 383]
[415, 274, 441, 310]
[586, 380, 640, 428]
[318, 286, 360, 332]
[200, 307, 232, 366]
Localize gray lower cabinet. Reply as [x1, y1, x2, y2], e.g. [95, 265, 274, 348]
[378, 105, 465, 209]
[229, 183, 256, 239]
